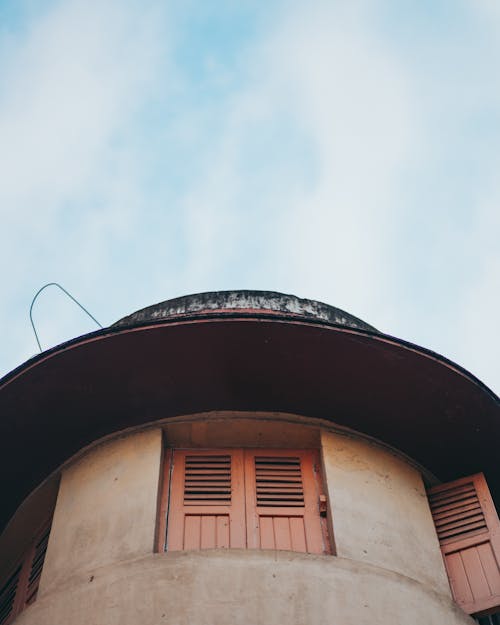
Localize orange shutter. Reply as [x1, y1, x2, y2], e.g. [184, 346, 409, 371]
[167, 450, 246, 550]
[244, 450, 326, 554]
[428, 474, 500, 615]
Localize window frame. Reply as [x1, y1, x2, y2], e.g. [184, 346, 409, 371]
[156, 447, 330, 555]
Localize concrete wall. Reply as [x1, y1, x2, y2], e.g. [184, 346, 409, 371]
[321, 430, 451, 595]
[39, 429, 162, 596]
[16, 551, 474, 625]
[9, 421, 473, 625]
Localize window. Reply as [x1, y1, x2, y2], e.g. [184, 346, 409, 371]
[159, 449, 329, 554]
[476, 611, 500, 625]
[428, 473, 500, 616]
[0, 520, 51, 625]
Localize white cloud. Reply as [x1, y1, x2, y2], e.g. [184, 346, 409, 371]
[0, 1, 166, 221]
[0, 0, 171, 369]
[261, 4, 418, 321]
[451, 175, 500, 393]
[175, 2, 418, 325]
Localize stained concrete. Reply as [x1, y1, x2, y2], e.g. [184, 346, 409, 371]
[112, 290, 378, 332]
[321, 430, 451, 595]
[15, 551, 475, 625]
[39, 429, 162, 596]
[11, 422, 471, 624]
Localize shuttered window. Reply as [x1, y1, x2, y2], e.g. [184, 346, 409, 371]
[428, 474, 500, 616]
[476, 611, 500, 625]
[0, 520, 51, 625]
[167, 451, 246, 550]
[0, 567, 20, 625]
[24, 524, 51, 606]
[163, 449, 328, 554]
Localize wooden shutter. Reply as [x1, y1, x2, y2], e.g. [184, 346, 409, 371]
[428, 473, 500, 615]
[0, 566, 21, 625]
[24, 523, 51, 606]
[167, 450, 246, 550]
[475, 611, 500, 625]
[0, 519, 51, 625]
[245, 450, 326, 554]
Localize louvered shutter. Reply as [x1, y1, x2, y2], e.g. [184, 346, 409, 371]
[475, 611, 500, 625]
[428, 473, 500, 615]
[24, 524, 51, 606]
[0, 519, 52, 625]
[0, 566, 21, 625]
[167, 450, 246, 550]
[245, 450, 326, 554]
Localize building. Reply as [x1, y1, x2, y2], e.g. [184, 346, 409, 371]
[0, 290, 499, 625]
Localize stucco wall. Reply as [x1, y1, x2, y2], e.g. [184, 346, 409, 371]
[16, 551, 474, 625]
[321, 430, 450, 594]
[39, 428, 162, 596]
[15, 422, 468, 625]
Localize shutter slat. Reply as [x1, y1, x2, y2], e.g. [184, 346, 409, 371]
[185, 467, 230, 471]
[429, 483, 476, 501]
[433, 501, 482, 521]
[431, 491, 479, 509]
[257, 484, 303, 490]
[438, 520, 488, 540]
[435, 512, 487, 530]
[258, 494, 304, 500]
[432, 497, 481, 514]
[258, 499, 304, 508]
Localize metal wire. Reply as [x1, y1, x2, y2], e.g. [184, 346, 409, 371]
[29, 282, 103, 352]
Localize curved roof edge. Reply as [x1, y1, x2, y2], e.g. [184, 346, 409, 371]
[112, 290, 378, 333]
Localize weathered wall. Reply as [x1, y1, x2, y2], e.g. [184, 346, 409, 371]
[10, 422, 467, 625]
[15, 551, 474, 625]
[321, 430, 450, 594]
[39, 429, 162, 596]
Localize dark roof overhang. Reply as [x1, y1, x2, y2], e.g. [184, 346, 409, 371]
[0, 306, 498, 531]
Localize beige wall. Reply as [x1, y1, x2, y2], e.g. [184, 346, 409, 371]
[16, 551, 475, 625]
[39, 428, 162, 596]
[8, 419, 467, 625]
[321, 430, 450, 595]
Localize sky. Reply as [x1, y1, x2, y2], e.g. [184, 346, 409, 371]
[0, 0, 499, 394]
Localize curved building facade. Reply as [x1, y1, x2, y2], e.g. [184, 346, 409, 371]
[0, 291, 499, 625]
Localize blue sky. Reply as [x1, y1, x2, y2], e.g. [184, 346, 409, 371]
[0, 0, 499, 393]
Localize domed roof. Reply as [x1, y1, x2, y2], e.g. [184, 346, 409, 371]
[112, 290, 378, 333]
